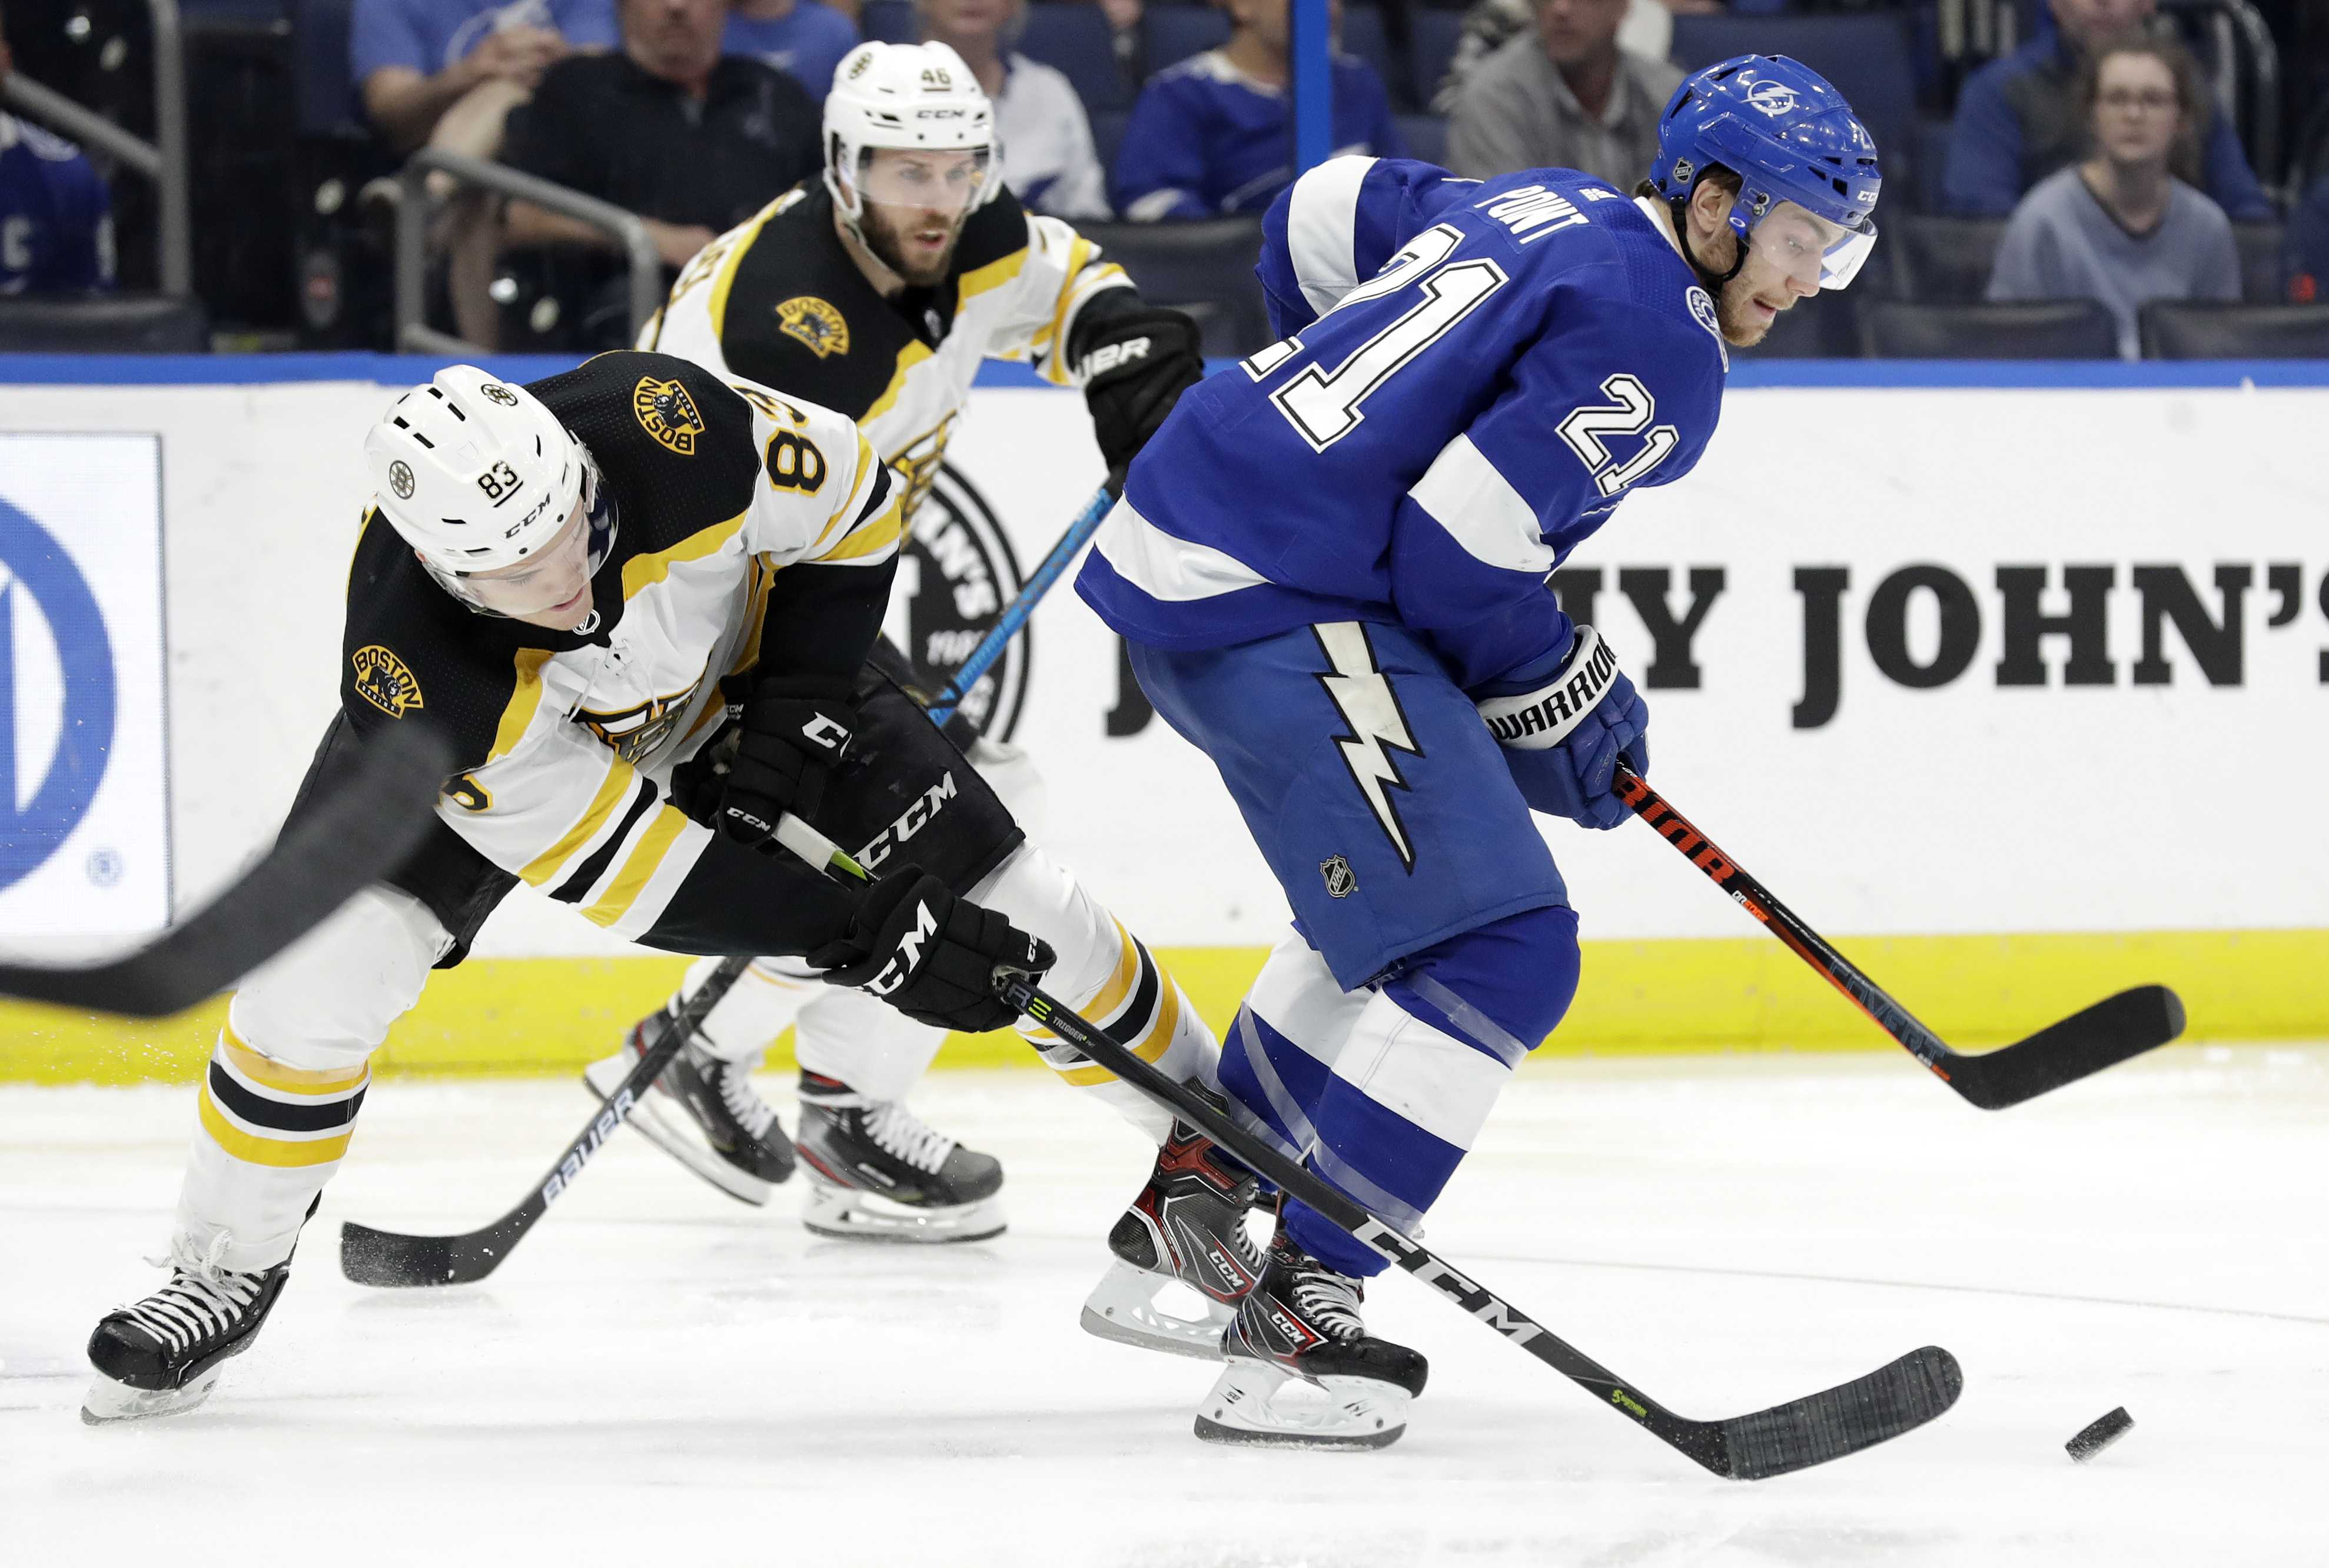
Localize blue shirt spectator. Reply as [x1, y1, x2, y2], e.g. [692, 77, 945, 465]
[353, 0, 617, 150]
[723, 0, 859, 94]
[1113, 33, 1403, 221]
[1943, 0, 2269, 220]
[0, 114, 114, 294]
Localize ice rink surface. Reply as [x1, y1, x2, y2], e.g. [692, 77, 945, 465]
[5, 1045, 2324, 1567]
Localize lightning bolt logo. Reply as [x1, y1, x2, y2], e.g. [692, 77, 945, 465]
[1313, 623, 1423, 870]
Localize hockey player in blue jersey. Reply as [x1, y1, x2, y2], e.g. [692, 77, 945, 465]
[1075, 55, 1881, 1449]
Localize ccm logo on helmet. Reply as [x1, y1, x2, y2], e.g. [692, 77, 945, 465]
[866, 901, 938, 995]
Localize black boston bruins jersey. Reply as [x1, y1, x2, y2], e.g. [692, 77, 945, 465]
[643, 182, 1129, 521]
[339, 350, 902, 952]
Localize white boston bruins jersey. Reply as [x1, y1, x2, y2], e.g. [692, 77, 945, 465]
[642, 181, 1127, 521]
[341, 351, 901, 950]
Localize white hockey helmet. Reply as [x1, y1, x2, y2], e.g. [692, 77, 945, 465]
[822, 41, 998, 225]
[363, 366, 589, 586]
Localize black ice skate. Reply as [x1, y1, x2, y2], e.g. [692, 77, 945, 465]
[793, 1072, 1005, 1243]
[1082, 1104, 1265, 1360]
[1193, 1225, 1429, 1451]
[583, 1005, 795, 1205]
[83, 1231, 297, 1424]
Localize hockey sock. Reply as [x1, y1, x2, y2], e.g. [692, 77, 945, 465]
[178, 1023, 370, 1274]
[670, 955, 819, 1064]
[968, 845, 1221, 1144]
[1281, 905, 1580, 1278]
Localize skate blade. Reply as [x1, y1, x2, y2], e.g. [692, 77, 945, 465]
[800, 1181, 1005, 1245]
[80, 1366, 225, 1426]
[1192, 1360, 1411, 1451]
[1080, 1258, 1236, 1361]
[582, 1055, 774, 1207]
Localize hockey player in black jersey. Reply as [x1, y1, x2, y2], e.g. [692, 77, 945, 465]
[608, 36, 1257, 1343]
[79, 352, 1241, 1423]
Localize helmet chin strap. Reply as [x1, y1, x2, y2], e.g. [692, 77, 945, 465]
[1672, 200, 1749, 291]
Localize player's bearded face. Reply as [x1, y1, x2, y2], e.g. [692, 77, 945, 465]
[856, 150, 991, 285]
[1717, 202, 1852, 347]
[464, 501, 594, 627]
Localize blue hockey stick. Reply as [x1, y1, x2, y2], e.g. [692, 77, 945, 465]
[924, 479, 1117, 727]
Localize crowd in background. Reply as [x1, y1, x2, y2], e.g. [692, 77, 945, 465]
[2, 0, 2327, 357]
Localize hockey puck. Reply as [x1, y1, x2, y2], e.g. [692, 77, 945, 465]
[2065, 1406, 2134, 1463]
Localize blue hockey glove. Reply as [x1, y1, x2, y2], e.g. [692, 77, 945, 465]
[1474, 626, 1649, 830]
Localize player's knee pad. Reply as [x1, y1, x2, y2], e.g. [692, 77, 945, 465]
[228, 885, 448, 1071]
[968, 843, 1115, 1002]
[1384, 902, 1581, 1061]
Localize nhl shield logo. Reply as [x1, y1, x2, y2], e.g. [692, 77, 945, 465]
[776, 296, 850, 359]
[351, 645, 424, 718]
[632, 376, 706, 457]
[1320, 855, 1358, 899]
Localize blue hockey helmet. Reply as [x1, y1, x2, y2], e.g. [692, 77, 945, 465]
[1650, 55, 1882, 289]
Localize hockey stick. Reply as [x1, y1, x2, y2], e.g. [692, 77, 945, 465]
[340, 492, 1117, 1278]
[770, 817, 1963, 1481]
[341, 949, 752, 1286]
[1614, 765, 2185, 1110]
[0, 723, 452, 1016]
[924, 478, 1117, 727]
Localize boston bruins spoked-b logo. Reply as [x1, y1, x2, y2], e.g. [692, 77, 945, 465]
[893, 463, 1029, 740]
[480, 383, 520, 407]
[387, 460, 416, 500]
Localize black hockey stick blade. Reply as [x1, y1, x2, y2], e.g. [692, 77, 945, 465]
[1711, 1344, 1963, 1480]
[1942, 985, 2185, 1111]
[0, 724, 452, 1016]
[338, 953, 753, 1287]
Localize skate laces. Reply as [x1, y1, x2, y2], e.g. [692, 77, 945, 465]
[1287, 1267, 1366, 1341]
[860, 1101, 956, 1173]
[120, 1233, 261, 1355]
[704, 1051, 778, 1140]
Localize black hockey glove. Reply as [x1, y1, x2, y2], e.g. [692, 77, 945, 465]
[1077, 304, 1205, 476]
[808, 866, 1055, 1034]
[717, 676, 856, 848]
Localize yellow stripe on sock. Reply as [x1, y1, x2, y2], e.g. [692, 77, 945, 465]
[198, 1087, 354, 1168]
[220, 1028, 368, 1097]
[1025, 919, 1139, 1045]
[1053, 946, 1182, 1088]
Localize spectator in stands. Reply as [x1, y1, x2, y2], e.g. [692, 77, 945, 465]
[498, 0, 822, 342]
[353, 0, 616, 153]
[0, 9, 115, 294]
[1112, 0, 1404, 221]
[1944, 0, 2271, 220]
[1444, 0, 1683, 188]
[726, 0, 860, 94]
[918, 0, 1110, 218]
[1987, 35, 2238, 358]
[1432, 0, 1702, 115]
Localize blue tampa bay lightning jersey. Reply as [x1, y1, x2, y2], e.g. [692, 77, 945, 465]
[1, 115, 113, 295]
[1077, 157, 1727, 691]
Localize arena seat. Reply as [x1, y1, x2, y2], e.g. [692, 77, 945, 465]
[1407, 7, 1463, 112]
[1890, 215, 2010, 303]
[1860, 299, 2119, 358]
[1071, 217, 1273, 356]
[2138, 301, 2329, 359]
[1394, 112, 1446, 167]
[0, 295, 211, 353]
[2231, 222, 2286, 303]
[1142, 5, 1231, 75]
[1090, 108, 1131, 176]
[1336, 6, 1400, 109]
[1668, 14, 1918, 187]
[862, 0, 915, 45]
[1020, 5, 1131, 113]
[293, 0, 363, 135]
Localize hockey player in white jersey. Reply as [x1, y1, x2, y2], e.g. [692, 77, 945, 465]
[80, 352, 1241, 1424]
[606, 41, 1228, 1279]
